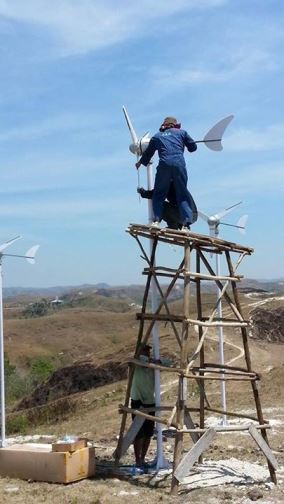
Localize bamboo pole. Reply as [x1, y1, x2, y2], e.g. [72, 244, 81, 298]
[143, 266, 242, 282]
[178, 423, 271, 433]
[118, 405, 177, 428]
[196, 249, 205, 463]
[225, 250, 277, 484]
[198, 249, 246, 322]
[204, 406, 267, 423]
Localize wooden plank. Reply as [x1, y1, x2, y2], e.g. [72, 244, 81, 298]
[174, 428, 216, 482]
[249, 425, 279, 470]
[114, 416, 145, 459]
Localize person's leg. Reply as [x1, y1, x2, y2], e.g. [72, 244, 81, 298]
[162, 202, 181, 229]
[141, 436, 151, 463]
[131, 399, 144, 466]
[140, 407, 155, 464]
[152, 164, 172, 222]
[133, 437, 144, 467]
[172, 164, 194, 226]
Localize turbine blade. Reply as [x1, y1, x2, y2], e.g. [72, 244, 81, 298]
[25, 245, 40, 264]
[197, 210, 210, 222]
[0, 235, 22, 253]
[203, 115, 234, 151]
[122, 106, 138, 144]
[214, 201, 242, 220]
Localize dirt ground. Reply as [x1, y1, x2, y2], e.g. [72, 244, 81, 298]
[1, 292, 284, 503]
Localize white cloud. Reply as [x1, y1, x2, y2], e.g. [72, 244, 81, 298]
[196, 161, 284, 200]
[0, 194, 127, 218]
[225, 124, 284, 152]
[0, 113, 98, 142]
[151, 48, 279, 88]
[0, 0, 227, 56]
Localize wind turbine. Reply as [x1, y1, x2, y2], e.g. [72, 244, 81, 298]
[198, 204, 248, 424]
[0, 236, 39, 447]
[123, 108, 234, 158]
[122, 107, 235, 467]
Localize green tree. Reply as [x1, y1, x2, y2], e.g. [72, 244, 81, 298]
[22, 298, 49, 318]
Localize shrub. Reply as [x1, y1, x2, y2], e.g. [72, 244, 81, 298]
[22, 298, 49, 318]
[6, 414, 29, 435]
[30, 357, 54, 386]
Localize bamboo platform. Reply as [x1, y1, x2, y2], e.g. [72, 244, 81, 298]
[114, 224, 277, 494]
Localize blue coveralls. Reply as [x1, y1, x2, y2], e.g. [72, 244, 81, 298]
[139, 128, 197, 226]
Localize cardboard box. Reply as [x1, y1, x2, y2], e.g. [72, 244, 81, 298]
[0, 443, 95, 483]
[52, 438, 87, 453]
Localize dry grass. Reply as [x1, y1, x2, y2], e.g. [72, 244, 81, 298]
[1, 291, 284, 502]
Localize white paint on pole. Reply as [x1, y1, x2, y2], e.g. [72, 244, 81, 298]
[122, 107, 169, 469]
[198, 202, 244, 425]
[146, 163, 169, 470]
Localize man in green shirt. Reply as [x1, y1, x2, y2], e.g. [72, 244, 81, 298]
[130, 344, 155, 470]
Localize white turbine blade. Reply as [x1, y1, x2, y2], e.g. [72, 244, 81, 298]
[237, 214, 248, 235]
[25, 245, 40, 264]
[122, 106, 138, 144]
[197, 210, 210, 223]
[203, 115, 234, 151]
[0, 235, 22, 252]
[214, 201, 242, 220]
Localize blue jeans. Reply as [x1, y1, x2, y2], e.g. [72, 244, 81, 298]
[152, 162, 194, 225]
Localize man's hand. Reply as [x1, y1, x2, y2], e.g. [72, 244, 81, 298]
[135, 160, 142, 170]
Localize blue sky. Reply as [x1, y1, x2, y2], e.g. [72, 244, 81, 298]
[0, 0, 283, 287]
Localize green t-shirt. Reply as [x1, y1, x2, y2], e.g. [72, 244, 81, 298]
[131, 355, 155, 404]
[130, 355, 171, 404]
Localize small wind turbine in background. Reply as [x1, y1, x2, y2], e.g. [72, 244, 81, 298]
[0, 236, 39, 447]
[198, 203, 248, 424]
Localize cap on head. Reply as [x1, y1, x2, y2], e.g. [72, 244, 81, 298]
[163, 116, 178, 125]
[160, 116, 181, 132]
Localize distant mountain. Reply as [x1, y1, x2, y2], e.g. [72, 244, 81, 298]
[3, 283, 110, 299]
[4, 278, 284, 301]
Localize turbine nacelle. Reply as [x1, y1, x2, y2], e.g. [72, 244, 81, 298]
[129, 134, 151, 156]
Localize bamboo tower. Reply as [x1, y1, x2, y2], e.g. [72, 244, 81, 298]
[114, 224, 277, 493]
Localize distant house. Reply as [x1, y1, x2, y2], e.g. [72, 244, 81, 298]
[51, 296, 64, 306]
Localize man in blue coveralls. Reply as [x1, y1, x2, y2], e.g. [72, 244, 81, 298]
[135, 116, 197, 230]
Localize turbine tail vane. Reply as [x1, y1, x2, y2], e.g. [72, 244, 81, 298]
[237, 214, 248, 235]
[203, 115, 234, 151]
[25, 245, 40, 264]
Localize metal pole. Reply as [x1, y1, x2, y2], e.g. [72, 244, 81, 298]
[146, 164, 168, 469]
[0, 259, 6, 447]
[214, 226, 227, 425]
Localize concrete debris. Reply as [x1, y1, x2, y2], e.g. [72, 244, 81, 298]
[182, 458, 269, 489]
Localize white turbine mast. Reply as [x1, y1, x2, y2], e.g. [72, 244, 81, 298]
[122, 107, 168, 470]
[0, 236, 40, 447]
[198, 203, 248, 425]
